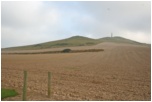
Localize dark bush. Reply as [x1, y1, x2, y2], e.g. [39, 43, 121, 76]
[62, 49, 71, 53]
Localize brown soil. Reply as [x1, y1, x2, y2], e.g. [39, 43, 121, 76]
[1, 43, 151, 101]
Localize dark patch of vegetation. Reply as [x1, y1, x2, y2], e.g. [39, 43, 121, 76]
[3, 48, 104, 54]
[62, 49, 71, 53]
[1, 88, 18, 99]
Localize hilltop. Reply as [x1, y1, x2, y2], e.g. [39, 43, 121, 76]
[2, 36, 150, 50]
[97, 36, 144, 44]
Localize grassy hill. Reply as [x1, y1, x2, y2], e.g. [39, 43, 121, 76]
[3, 36, 98, 50]
[2, 36, 150, 50]
[97, 36, 143, 44]
[98, 36, 150, 47]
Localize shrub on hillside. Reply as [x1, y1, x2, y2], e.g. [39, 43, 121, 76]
[62, 49, 71, 53]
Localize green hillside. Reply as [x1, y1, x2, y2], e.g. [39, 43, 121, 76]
[98, 36, 150, 47]
[2, 36, 150, 50]
[97, 36, 143, 45]
[3, 36, 98, 50]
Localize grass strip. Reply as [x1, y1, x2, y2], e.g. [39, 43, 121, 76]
[1, 88, 18, 99]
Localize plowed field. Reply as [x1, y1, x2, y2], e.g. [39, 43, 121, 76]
[1, 43, 151, 101]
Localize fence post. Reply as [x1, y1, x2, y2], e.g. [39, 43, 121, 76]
[23, 71, 27, 101]
[48, 72, 51, 98]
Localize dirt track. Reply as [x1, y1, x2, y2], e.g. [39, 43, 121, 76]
[1, 43, 151, 101]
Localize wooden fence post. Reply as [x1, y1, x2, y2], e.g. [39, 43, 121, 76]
[48, 72, 51, 98]
[23, 71, 27, 101]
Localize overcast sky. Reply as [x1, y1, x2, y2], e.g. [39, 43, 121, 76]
[1, 1, 151, 48]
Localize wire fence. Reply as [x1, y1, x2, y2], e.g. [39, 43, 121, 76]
[2, 68, 51, 100]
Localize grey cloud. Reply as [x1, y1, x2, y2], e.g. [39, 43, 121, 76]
[1, 1, 151, 48]
[77, 1, 151, 41]
[1, 1, 65, 48]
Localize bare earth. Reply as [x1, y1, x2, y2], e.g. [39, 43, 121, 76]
[1, 42, 151, 101]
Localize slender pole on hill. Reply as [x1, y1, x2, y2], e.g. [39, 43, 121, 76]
[23, 71, 27, 101]
[111, 33, 113, 37]
[48, 72, 51, 98]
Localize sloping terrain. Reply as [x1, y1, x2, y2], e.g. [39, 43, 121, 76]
[2, 36, 98, 50]
[2, 36, 149, 51]
[98, 36, 144, 44]
[1, 42, 151, 101]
